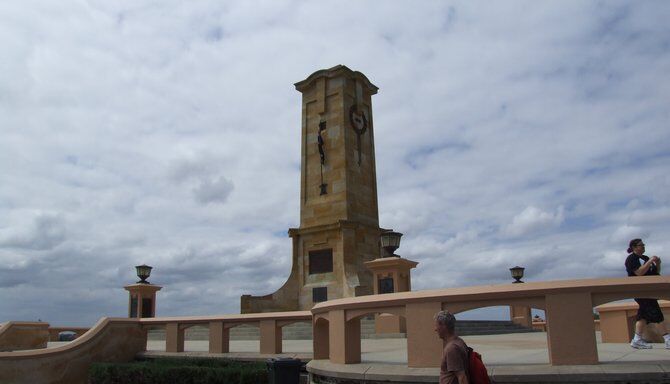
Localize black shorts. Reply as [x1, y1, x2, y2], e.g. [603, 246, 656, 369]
[635, 298, 665, 324]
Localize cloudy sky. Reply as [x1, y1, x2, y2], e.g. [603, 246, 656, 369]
[1, 1, 669, 326]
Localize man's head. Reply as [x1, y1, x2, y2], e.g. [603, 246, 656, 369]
[434, 310, 456, 340]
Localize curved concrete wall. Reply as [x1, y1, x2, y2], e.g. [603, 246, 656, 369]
[311, 276, 670, 366]
[0, 318, 145, 384]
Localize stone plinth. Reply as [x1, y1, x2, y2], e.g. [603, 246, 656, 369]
[124, 283, 162, 318]
[364, 256, 418, 334]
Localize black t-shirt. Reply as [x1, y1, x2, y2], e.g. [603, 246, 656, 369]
[625, 254, 658, 277]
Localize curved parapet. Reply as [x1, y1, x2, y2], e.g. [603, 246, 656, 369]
[0, 318, 145, 384]
[311, 276, 670, 367]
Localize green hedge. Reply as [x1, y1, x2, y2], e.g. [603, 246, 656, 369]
[89, 358, 267, 384]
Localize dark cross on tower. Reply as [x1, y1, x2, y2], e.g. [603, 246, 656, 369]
[318, 120, 327, 195]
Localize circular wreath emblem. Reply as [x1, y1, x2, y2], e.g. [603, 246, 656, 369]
[349, 105, 368, 135]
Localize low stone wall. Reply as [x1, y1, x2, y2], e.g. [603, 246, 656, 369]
[311, 276, 670, 366]
[0, 318, 145, 384]
[0, 322, 49, 352]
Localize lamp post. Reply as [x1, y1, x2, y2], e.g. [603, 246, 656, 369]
[125, 265, 161, 318]
[367, 230, 417, 335]
[510, 266, 525, 283]
[135, 264, 153, 284]
[508, 265, 530, 327]
[380, 231, 403, 257]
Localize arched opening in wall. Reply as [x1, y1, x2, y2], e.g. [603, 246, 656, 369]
[593, 299, 636, 345]
[448, 305, 546, 365]
[595, 296, 670, 357]
[453, 305, 535, 334]
[281, 320, 312, 353]
[313, 317, 329, 360]
[228, 323, 259, 352]
[57, 331, 76, 342]
[579, 291, 670, 363]
[530, 308, 547, 322]
[145, 325, 166, 351]
[347, 308, 407, 365]
[181, 325, 199, 352]
[531, 309, 546, 330]
[183, 324, 208, 351]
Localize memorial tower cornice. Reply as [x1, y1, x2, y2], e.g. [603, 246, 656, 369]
[294, 65, 378, 94]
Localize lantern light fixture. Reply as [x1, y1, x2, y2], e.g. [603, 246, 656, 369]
[135, 264, 153, 284]
[510, 266, 525, 283]
[380, 231, 403, 257]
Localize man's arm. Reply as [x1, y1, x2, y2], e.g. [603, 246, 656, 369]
[635, 257, 658, 276]
[455, 370, 469, 384]
[445, 343, 469, 384]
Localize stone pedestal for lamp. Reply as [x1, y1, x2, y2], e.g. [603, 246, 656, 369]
[124, 283, 162, 318]
[364, 256, 418, 335]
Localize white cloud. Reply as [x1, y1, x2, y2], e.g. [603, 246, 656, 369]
[609, 225, 647, 245]
[503, 206, 565, 238]
[1, 1, 670, 325]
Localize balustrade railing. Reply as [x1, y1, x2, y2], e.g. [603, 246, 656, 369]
[139, 311, 311, 354]
[311, 276, 670, 366]
[1, 276, 669, 384]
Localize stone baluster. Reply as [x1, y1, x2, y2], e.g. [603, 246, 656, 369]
[313, 317, 330, 360]
[406, 302, 442, 368]
[328, 310, 361, 364]
[165, 323, 184, 352]
[209, 321, 229, 353]
[545, 292, 598, 364]
[259, 319, 282, 354]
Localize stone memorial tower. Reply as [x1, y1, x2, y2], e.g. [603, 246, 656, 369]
[241, 65, 382, 312]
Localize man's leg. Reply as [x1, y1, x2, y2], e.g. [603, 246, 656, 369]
[653, 321, 670, 348]
[662, 320, 670, 334]
[636, 319, 646, 336]
[631, 319, 652, 349]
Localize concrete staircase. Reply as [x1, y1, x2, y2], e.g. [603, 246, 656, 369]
[147, 318, 535, 341]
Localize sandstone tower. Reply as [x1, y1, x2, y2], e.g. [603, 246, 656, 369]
[241, 65, 382, 312]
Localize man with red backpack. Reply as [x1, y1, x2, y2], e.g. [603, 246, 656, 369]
[434, 310, 492, 384]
